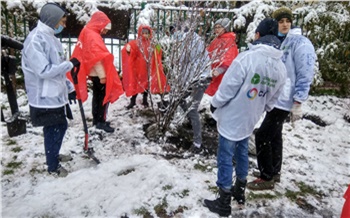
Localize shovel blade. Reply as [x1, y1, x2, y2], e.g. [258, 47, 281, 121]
[7, 117, 26, 137]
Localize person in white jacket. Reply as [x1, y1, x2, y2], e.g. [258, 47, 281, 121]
[247, 7, 316, 191]
[22, 3, 80, 177]
[176, 26, 211, 153]
[203, 18, 287, 216]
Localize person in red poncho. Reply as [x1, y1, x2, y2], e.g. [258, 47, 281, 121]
[121, 25, 169, 109]
[206, 18, 239, 96]
[70, 11, 124, 133]
[342, 185, 350, 218]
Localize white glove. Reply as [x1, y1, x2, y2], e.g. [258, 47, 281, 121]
[126, 44, 131, 52]
[290, 102, 302, 122]
[212, 70, 220, 77]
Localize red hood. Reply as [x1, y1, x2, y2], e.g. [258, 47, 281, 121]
[86, 11, 111, 33]
[137, 25, 153, 40]
[218, 32, 236, 40]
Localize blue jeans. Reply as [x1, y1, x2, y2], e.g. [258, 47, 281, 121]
[43, 122, 67, 172]
[216, 134, 249, 190]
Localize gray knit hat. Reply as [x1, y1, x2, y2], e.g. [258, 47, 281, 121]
[214, 18, 231, 32]
[40, 3, 67, 29]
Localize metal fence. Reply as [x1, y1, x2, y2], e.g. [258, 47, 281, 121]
[1, 6, 252, 73]
[2, 5, 349, 74]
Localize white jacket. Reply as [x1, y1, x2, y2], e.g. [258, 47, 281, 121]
[22, 20, 74, 108]
[211, 43, 287, 141]
[275, 28, 316, 111]
[175, 31, 210, 86]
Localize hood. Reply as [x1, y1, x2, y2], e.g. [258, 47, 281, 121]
[288, 27, 302, 36]
[137, 25, 153, 39]
[86, 11, 111, 33]
[39, 3, 66, 29]
[252, 35, 281, 49]
[217, 32, 236, 40]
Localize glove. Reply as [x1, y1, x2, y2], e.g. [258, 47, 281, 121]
[68, 91, 76, 104]
[212, 70, 220, 77]
[290, 102, 302, 122]
[210, 104, 217, 113]
[126, 44, 131, 52]
[70, 58, 80, 67]
[199, 77, 212, 87]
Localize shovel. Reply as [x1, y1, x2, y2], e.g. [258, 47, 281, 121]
[70, 65, 100, 164]
[1, 39, 26, 137]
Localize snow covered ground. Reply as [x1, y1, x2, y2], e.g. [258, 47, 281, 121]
[1, 91, 349, 217]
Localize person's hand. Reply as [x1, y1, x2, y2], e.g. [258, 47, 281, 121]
[290, 102, 302, 122]
[70, 58, 80, 67]
[100, 78, 106, 84]
[126, 44, 131, 52]
[210, 104, 217, 113]
[212, 70, 220, 77]
[68, 91, 77, 104]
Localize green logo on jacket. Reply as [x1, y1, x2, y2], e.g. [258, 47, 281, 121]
[251, 73, 277, 88]
[251, 73, 260, 84]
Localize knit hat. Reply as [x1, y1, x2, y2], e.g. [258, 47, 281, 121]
[214, 18, 231, 32]
[255, 18, 278, 37]
[272, 7, 293, 22]
[40, 3, 67, 29]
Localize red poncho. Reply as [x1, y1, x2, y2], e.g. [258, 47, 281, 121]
[205, 32, 239, 96]
[342, 185, 350, 218]
[68, 11, 124, 105]
[121, 25, 169, 97]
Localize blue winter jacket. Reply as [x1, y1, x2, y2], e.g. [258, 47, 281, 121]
[275, 28, 316, 111]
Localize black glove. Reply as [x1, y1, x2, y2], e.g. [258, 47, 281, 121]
[68, 91, 76, 104]
[70, 58, 80, 67]
[210, 104, 217, 113]
[199, 77, 212, 87]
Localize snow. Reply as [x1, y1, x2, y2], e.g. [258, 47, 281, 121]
[1, 1, 350, 217]
[1, 90, 349, 217]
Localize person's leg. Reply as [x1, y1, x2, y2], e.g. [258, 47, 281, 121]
[255, 108, 288, 181]
[43, 121, 68, 173]
[187, 86, 206, 146]
[91, 77, 99, 125]
[272, 120, 285, 176]
[234, 137, 249, 181]
[95, 79, 107, 123]
[231, 137, 249, 206]
[247, 108, 288, 190]
[126, 94, 137, 109]
[204, 134, 233, 216]
[142, 91, 149, 107]
[216, 134, 235, 191]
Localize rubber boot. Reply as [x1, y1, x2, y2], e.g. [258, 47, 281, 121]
[142, 91, 149, 107]
[203, 188, 231, 217]
[126, 95, 137, 109]
[231, 178, 247, 209]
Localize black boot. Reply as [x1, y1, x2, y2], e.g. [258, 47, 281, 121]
[231, 178, 247, 208]
[96, 122, 114, 133]
[126, 95, 137, 109]
[203, 188, 231, 217]
[142, 91, 149, 107]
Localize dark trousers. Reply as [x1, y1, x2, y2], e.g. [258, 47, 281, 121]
[91, 77, 107, 124]
[255, 108, 289, 181]
[43, 121, 67, 172]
